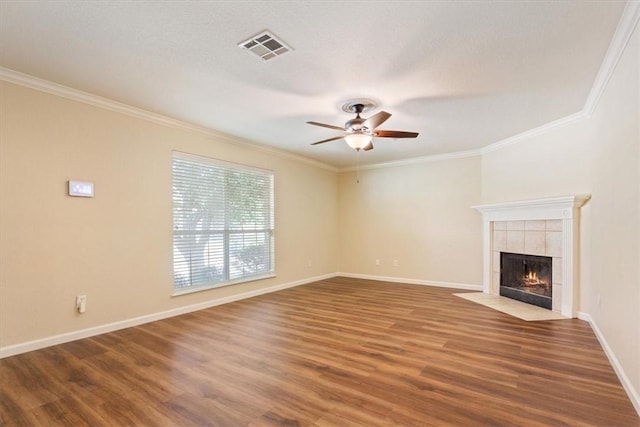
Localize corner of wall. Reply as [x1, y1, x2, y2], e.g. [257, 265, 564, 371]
[578, 312, 640, 415]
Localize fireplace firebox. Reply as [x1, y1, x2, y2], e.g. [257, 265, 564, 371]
[500, 252, 552, 309]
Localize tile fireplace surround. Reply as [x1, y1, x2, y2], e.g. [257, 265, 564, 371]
[473, 195, 591, 318]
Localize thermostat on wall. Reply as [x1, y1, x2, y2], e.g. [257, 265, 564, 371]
[68, 181, 94, 197]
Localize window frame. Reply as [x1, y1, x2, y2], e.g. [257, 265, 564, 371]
[171, 151, 275, 296]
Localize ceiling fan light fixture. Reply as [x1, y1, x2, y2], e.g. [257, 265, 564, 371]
[344, 133, 372, 150]
[308, 102, 417, 151]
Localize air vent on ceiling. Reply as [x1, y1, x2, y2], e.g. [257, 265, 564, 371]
[239, 31, 292, 61]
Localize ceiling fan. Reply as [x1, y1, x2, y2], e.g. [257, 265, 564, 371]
[307, 101, 419, 151]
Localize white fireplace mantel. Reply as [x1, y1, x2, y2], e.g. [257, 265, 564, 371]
[472, 195, 590, 318]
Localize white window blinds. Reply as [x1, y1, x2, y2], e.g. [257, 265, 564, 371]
[172, 152, 275, 293]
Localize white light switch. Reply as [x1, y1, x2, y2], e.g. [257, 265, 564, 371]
[68, 181, 94, 197]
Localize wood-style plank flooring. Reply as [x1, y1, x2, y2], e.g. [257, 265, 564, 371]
[1, 277, 638, 426]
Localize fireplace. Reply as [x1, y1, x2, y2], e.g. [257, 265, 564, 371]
[500, 252, 552, 309]
[473, 195, 590, 318]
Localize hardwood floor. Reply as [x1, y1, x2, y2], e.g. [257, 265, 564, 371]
[1, 277, 638, 426]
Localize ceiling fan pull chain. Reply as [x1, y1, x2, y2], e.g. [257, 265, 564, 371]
[356, 149, 360, 184]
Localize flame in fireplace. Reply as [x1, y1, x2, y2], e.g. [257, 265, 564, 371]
[524, 270, 541, 286]
[523, 270, 547, 287]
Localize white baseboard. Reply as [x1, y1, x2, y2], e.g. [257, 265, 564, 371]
[0, 273, 335, 359]
[578, 311, 640, 416]
[336, 272, 482, 291]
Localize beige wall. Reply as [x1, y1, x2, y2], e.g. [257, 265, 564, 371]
[480, 118, 594, 203]
[337, 157, 483, 285]
[0, 82, 339, 347]
[482, 24, 639, 399]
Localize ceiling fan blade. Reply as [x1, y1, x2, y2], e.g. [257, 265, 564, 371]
[311, 135, 344, 145]
[306, 121, 345, 131]
[363, 141, 374, 151]
[374, 130, 419, 138]
[363, 111, 391, 130]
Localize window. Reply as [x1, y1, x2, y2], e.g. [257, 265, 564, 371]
[172, 152, 275, 294]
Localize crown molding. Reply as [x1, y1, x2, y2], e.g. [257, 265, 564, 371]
[480, 110, 589, 155]
[583, 0, 640, 115]
[0, 67, 338, 173]
[338, 148, 482, 172]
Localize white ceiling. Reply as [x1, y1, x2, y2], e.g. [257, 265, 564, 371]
[0, 1, 628, 168]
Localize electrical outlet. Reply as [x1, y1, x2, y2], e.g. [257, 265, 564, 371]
[307, 259, 312, 267]
[76, 295, 87, 313]
[393, 259, 399, 267]
[375, 259, 380, 266]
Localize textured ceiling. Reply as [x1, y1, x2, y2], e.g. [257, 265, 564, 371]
[0, 1, 628, 168]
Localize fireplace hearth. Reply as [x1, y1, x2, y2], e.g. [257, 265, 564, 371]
[500, 252, 552, 309]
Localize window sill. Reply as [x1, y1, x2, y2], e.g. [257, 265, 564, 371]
[171, 273, 276, 297]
